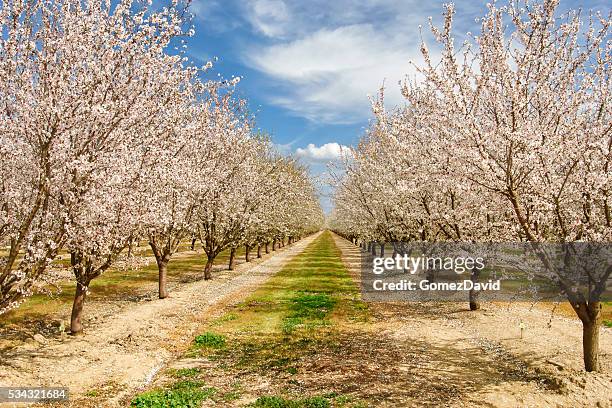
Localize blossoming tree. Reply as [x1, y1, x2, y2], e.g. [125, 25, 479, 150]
[0, 0, 194, 315]
[331, 0, 610, 371]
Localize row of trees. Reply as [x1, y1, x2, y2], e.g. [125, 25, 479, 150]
[0, 0, 323, 333]
[330, 0, 610, 372]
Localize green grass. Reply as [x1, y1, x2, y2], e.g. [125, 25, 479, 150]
[194, 332, 226, 349]
[291, 292, 336, 319]
[250, 395, 331, 408]
[211, 312, 238, 325]
[178, 231, 368, 403]
[130, 380, 216, 408]
[280, 292, 336, 334]
[131, 232, 364, 405]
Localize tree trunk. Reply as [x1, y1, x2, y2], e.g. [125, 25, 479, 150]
[426, 270, 435, 283]
[191, 238, 196, 250]
[157, 259, 169, 299]
[70, 280, 89, 335]
[257, 245, 262, 258]
[272, 240, 277, 251]
[265, 242, 270, 254]
[204, 259, 214, 280]
[245, 245, 251, 262]
[380, 243, 385, 257]
[228, 248, 236, 270]
[580, 302, 601, 372]
[371, 242, 377, 256]
[583, 320, 600, 372]
[469, 268, 480, 311]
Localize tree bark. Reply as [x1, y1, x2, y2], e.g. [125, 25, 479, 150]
[371, 242, 377, 256]
[380, 243, 385, 257]
[257, 245, 262, 258]
[70, 280, 89, 335]
[581, 302, 601, 372]
[245, 245, 251, 262]
[228, 248, 236, 270]
[191, 238, 196, 250]
[426, 270, 436, 284]
[272, 240, 277, 251]
[265, 242, 270, 254]
[157, 258, 169, 299]
[204, 259, 214, 280]
[469, 268, 480, 311]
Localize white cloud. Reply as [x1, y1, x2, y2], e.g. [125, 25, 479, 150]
[246, 0, 291, 37]
[236, 0, 494, 124]
[244, 7, 439, 124]
[295, 142, 349, 162]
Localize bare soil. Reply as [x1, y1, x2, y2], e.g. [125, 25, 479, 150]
[0, 234, 321, 407]
[331, 234, 612, 407]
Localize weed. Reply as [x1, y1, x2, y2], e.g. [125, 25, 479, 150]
[281, 292, 336, 334]
[250, 395, 331, 408]
[291, 292, 336, 319]
[282, 316, 303, 334]
[212, 313, 238, 325]
[130, 380, 216, 407]
[194, 332, 226, 348]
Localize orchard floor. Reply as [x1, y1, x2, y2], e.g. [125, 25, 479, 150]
[130, 232, 609, 408]
[0, 234, 321, 407]
[331, 235, 612, 408]
[1, 231, 610, 407]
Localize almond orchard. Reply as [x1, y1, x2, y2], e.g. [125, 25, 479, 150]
[0, 0, 323, 334]
[330, 0, 610, 373]
[0, 0, 610, 407]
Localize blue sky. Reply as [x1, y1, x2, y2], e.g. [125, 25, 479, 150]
[183, 0, 609, 211]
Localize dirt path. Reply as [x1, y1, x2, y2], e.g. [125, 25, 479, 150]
[332, 234, 612, 407]
[0, 233, 321, 407]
